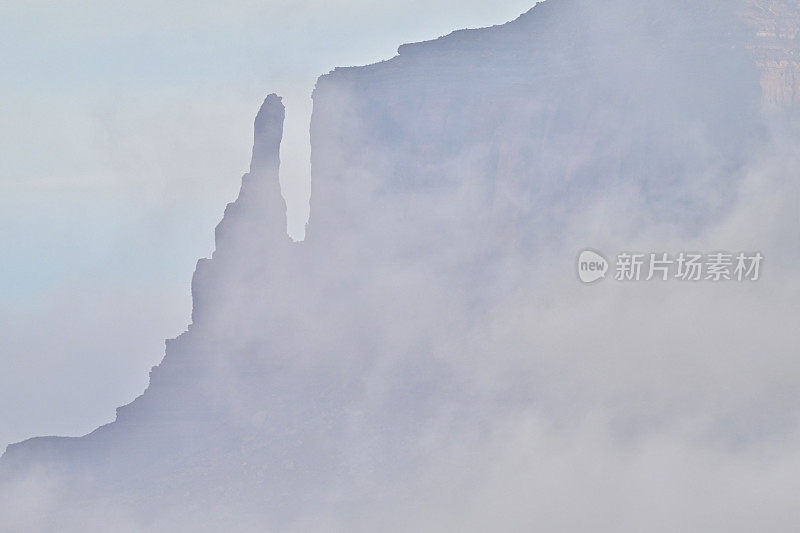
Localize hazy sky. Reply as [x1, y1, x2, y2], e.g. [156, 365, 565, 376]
[0, 0, 539, 449]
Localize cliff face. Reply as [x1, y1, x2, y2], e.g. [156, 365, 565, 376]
[2, 1, 799, 530]
[309, 0, 764, 252]
[742, 0, 800, 108]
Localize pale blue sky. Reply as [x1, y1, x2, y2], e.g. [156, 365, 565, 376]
[0, 1, 538, 448]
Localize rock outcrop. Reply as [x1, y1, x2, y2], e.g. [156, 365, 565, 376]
[742, 0, 800, 108]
